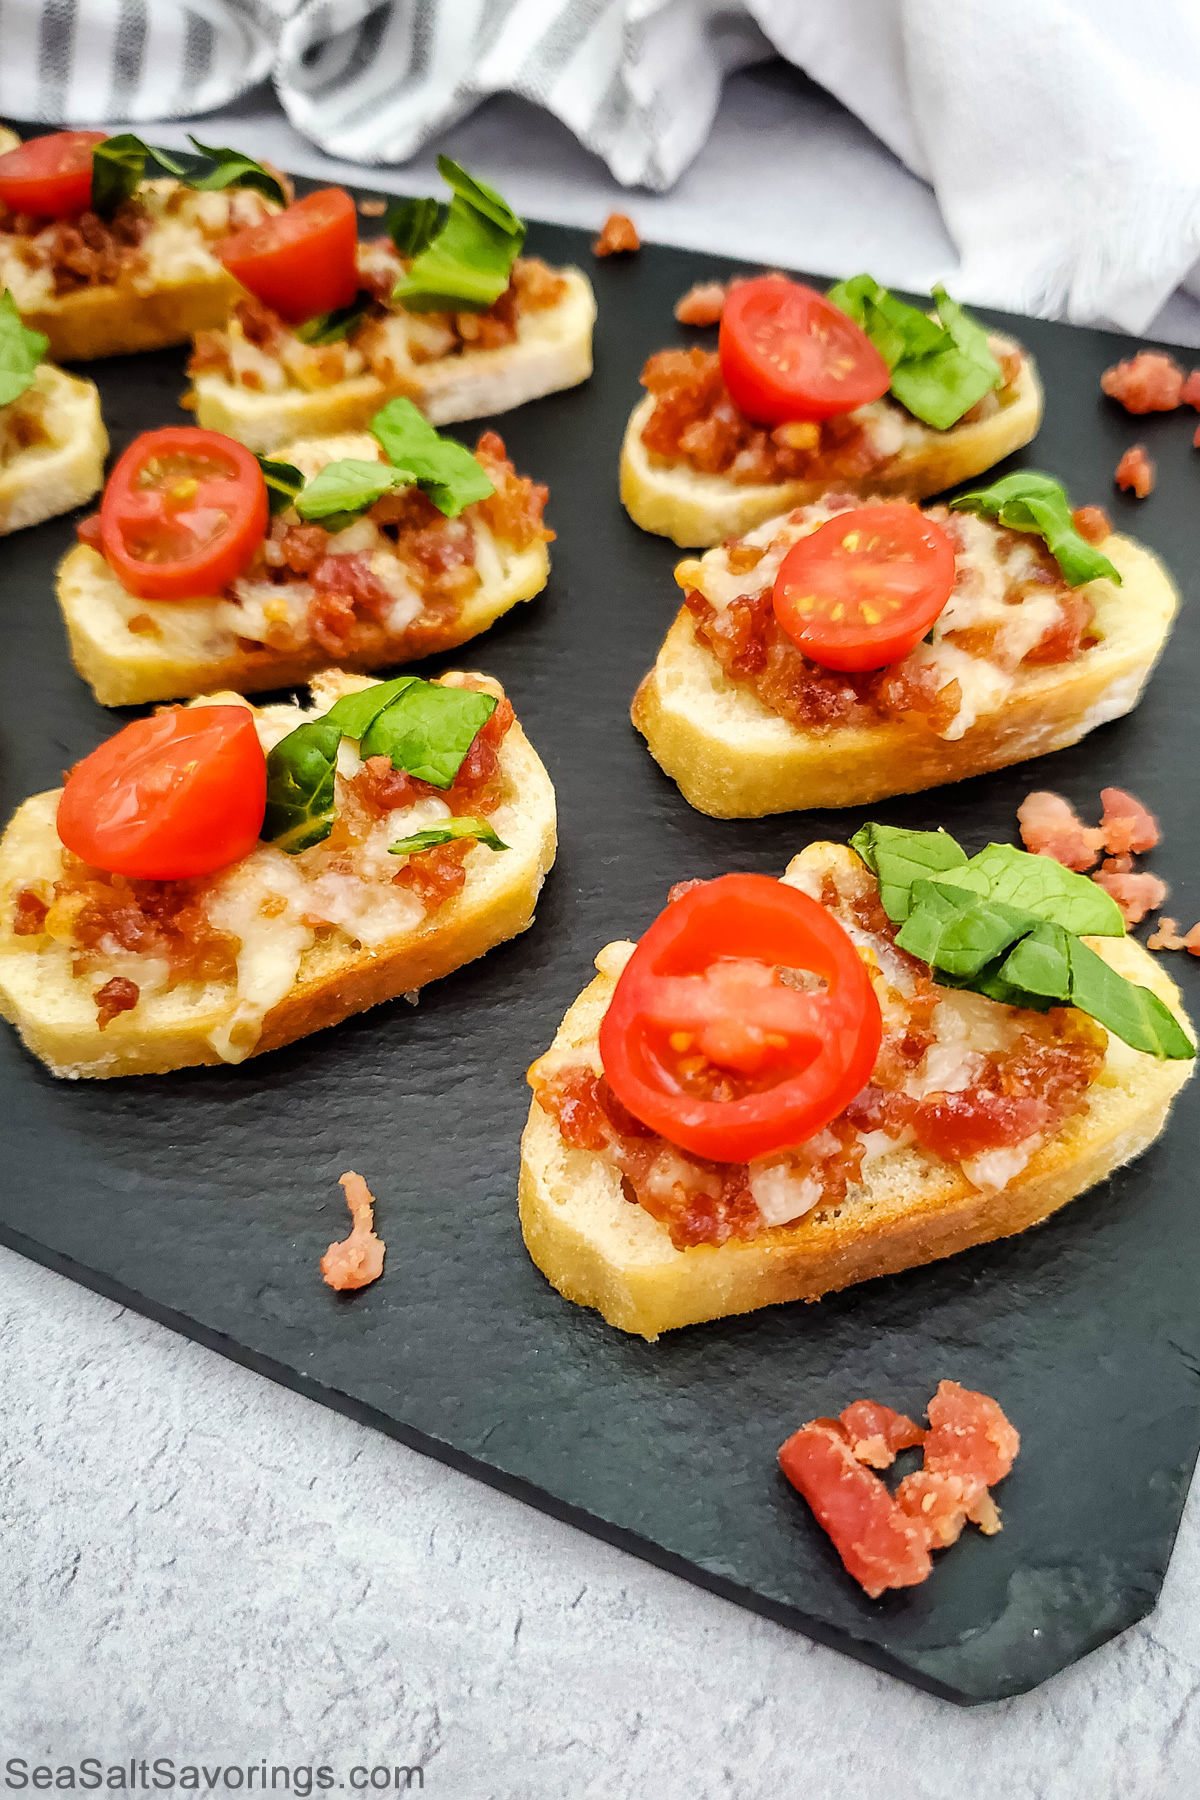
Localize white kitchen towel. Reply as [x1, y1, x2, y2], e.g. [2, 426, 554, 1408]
[3, 0, 1200, 334]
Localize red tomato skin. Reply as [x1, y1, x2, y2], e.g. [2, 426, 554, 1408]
[217, 188, 359, 324]
[598, 873, 882, 1164]
[99, 426, 268, 601]
[0, 130, 106, 218]
[719, 276, 891, 426]
[56, 707, 267, 881]
[773, 504, 957, 673]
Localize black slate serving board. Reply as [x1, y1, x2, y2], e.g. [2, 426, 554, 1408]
[1, 202, 1198, 1706]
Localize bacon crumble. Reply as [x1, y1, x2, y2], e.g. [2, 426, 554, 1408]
[320, 1171, 385, 1291]
[674, 280, 728, 327]
[1101, 351, 1185, 413]
[1115, 444, 1155, 497]
[593, 213, 640, 256]
[1018, 786, 1165, 925]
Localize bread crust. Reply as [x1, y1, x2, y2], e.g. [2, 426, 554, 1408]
[0, 678, 557, 1078]
[0, 363, 108, 534]
[518, 878, 1195, 1339]
[619, 348, 1044, 548]
[631, 532, 1177, 817]
[22, 269, 245, 364]
[191, 269, 598, 452]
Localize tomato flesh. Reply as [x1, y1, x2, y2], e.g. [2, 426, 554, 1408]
[719, 276, 891, 425]
[217, 187, 359, 325]
[99, 427, 268, 600]
[0, 130, 106, 218]
[57, 707, 268, 881]
[598, 874, 882, 1163]
[773, 503, 958, 672]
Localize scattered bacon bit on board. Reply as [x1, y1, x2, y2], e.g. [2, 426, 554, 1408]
[593, 212, 640, 256]
[1115, 444, 1155, 497]
[779, 1381, 1019, 1597]
[1017, 791, 1103, 870]
[674, 280, 728, 326]
[667, 878, 707, 906]
[1100, 786, 1160, 855]
[1101, 351, 1184, 413]
[1194, 424, 1200, 450]
[320, 1171, 386, 1291]
[1181, 370, 1200, 409]
[1093, 869, 1169, 925]
[1071, 504, 1111, 545]
[1148, 917, 1200, 955]
[358, 197, 387, 216]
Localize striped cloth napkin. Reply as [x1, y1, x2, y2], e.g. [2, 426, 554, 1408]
[2, 0, 1200, 335]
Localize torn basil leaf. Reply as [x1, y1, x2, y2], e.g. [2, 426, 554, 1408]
[369, 397, 495, 516]
[0, 288, 47, 408]
[848, 823, 969, 922]
[386, 195, 444, 259]
[389, 816, 507, 856]
[262, 718, 341, 854]
[295, 291, 374, 346]
[323, 676, 419, 744]
[255, 455, 305, 515]
[294, 457, 414, 529]
[849, 820, 1192, 1058]
[359, 681, 497, 789]
[950, 471, 1122, 588]
[90, 133, 149, 217]
[827, 273, 1001, 430]
[181, 135, 287, 205]
[90, 132, 285, 219]
[392, 156, 525, 314]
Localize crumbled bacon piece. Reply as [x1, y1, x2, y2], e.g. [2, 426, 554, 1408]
[94, 975, 139, 1031]
[1091, 869, 1168, 925]
[1147, 917, 1200, 954]
[11, 889, 48, 935]
[667, 878, 707, 906]
[914, 1089, 1050, 1163]
[1099, 785, 1159, 855]
[1101, 351, 1184, 413]
[320, 1170, 385, 1291]
[593, 212, 639, 256]
[839, 1400, 925, 1470]
[473, 431, 554, 550]
[674, 281, 727, 326]
[306, 552, 394, 653]
[1194, 424, 1200, 451]
[1115, 444, 1154, 497]
[1181, 371, 1200, 409]
[45, 856, 239, 985]
[1071, 505, 1112, 545]
[780, 1381, 1019, 1595]
[1016, 790, 1104, 870]
[391, 840, 471, 909]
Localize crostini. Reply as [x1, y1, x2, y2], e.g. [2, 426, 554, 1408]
[59, 403, 552, 707]
[632, 477, 1177, 817]
[0, 288, 106, 533]
[520, 832, 1193, 1338]
[0, 668, 556, 1078]
[0, 129, 286, 362]
[188, 158, 596, 451]
[621, 274, 1043, 547]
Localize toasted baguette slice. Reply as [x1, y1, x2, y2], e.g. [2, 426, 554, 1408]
[191, 268, 597, 453]
[632, 531, 1177, 817]
[0, 671, 556, 1079]
[0, 363, 107, 534]
[22, 269, 246, 365]
[58, 429, 551, 707]
[620, 344, 1043, 548]
[519, 844, 1194, 1339]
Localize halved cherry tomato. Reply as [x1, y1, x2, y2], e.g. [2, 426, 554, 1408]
[99, 427, 268, 600]
[57, 707, 267, 881]
[598, 874, 882, 1163]
[719, 275, 891, 425]
[0, 129, 106, 218]
[773, 504, 957, 672]
[216, 187, 358, 324]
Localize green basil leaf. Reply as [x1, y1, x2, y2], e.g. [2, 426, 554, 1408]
[360, 681, 497, 789]
[389, 816, 507, 856]
[262, 718, 341, 854]
[386, 195, 444, 259]
[295, 291, 374, 346]
[992, 920, 1073, 1003]
[0, 288, 47, 407]
[323, 676, 419, 743]
[369, 397, 495, 516]
[182, 135, 287, 206]
[950, 471, 1122, 589]
[897, 889, 1033, 979]
[90, 133, 148, 217]
[1067, 937, 1194, 1059]
[255, 455, 305, 514]
[294, 457, 414, 526]
[849, 823, 969, 921]
[392, 157, 525, 315]
[827, 273, 1000, 429]
[950, 842, 1125, 937]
